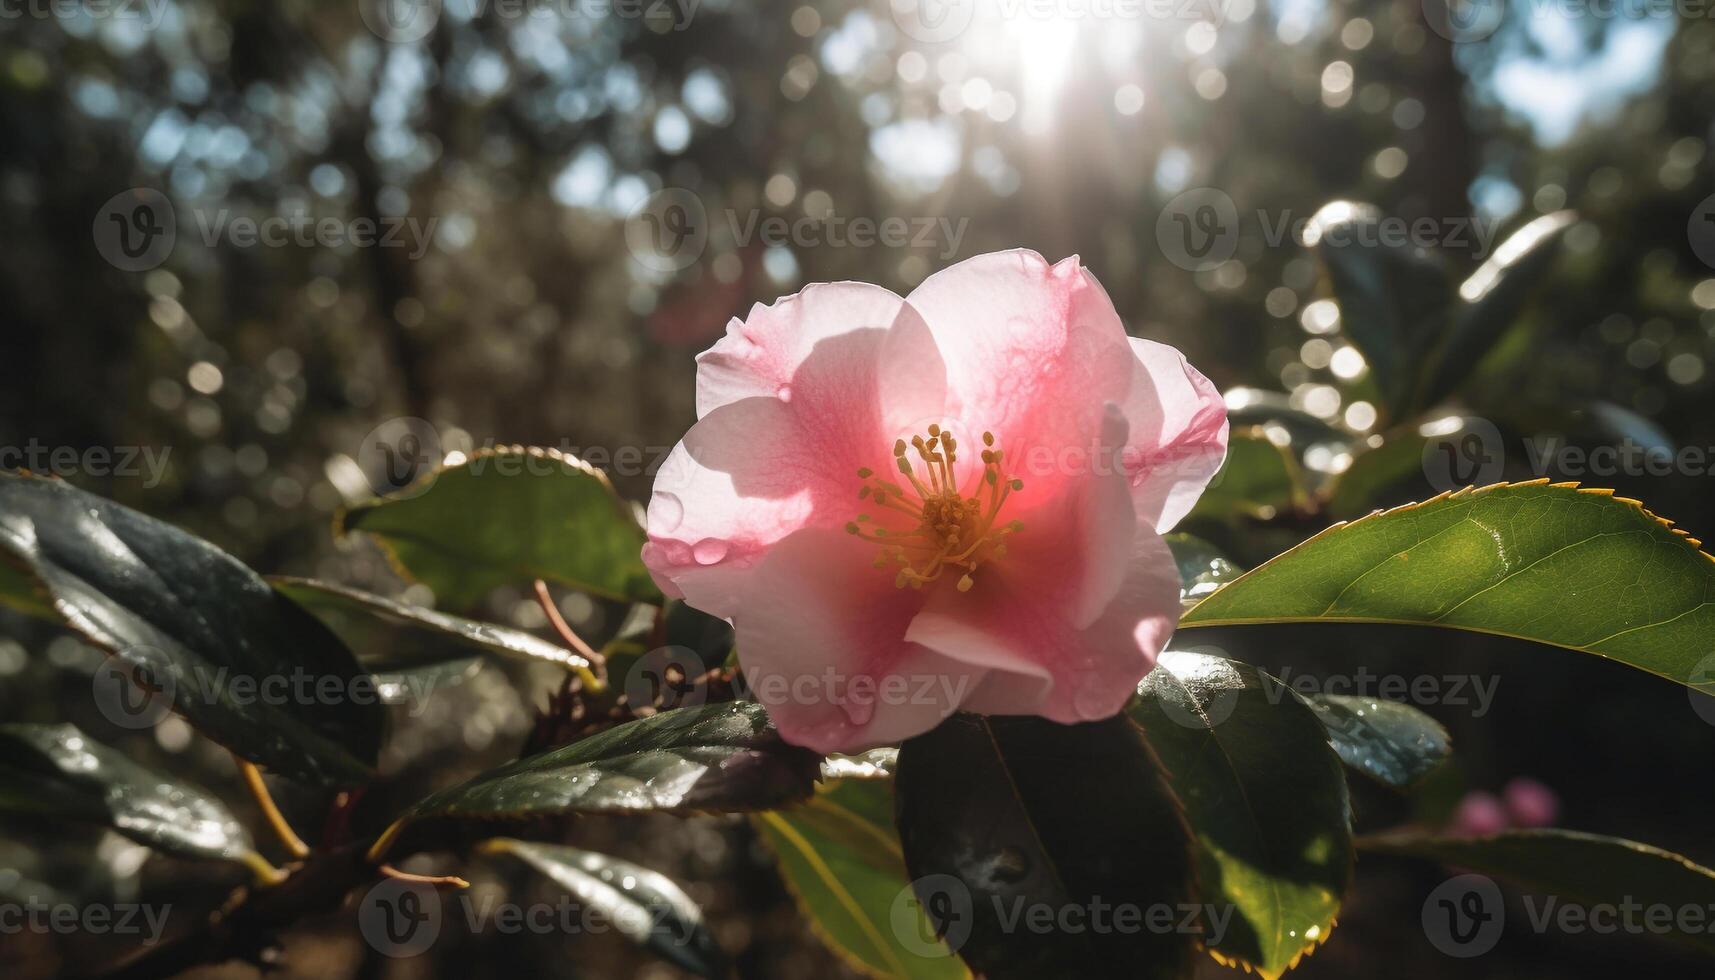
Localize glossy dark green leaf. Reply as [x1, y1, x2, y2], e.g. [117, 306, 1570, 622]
[1186, 429, 1308, 523]
[0, 723, 255, 864]
[1360, 829, 1715, 956]
[1132, 652, 1351, 977]
[270, 576, 591, 675]
[1182, 481, 1715, 695]
[1305, 201, 1451, 419]
[895, 713, 1198, 980]
[481, 838, 727, 977]
[0, 473, 381, 786]
[0, 553, 55, 619]
[382, 701, 819, 850]
[1417, 211, 1575, 410]
[756, 780, 967, 979]
[1164, 533, 1243, 604]
[339, 447, 659, 609]
[1305, 695, 1450, 787]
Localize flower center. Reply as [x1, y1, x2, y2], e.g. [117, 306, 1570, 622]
[846, 425, 1024, 592]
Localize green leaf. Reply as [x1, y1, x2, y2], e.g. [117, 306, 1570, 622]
[0, 473, 381, 786]
[339, 447, 660, 609]
[377, 701, 819, 855]
[1186, 429, 1308, 523]
[270, 576, 592, 675]
[756, 781, 967, 980]
[0, 552, 55, 619]
[1417, 211, 1576, 411]
[1131, 652, 1351, 977]
[1164, 533, 1243, 604]
[1305, 695, 1451, 787]
[894, 713, 1198, 980]
[1182, 481, 1715, 694]
[480, 838, 728, 977]
[1360, 829, 1715, 956]
[1305, 201, 1451, 420]
[0, 723, 255, 865]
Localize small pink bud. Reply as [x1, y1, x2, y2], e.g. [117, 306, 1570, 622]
[1503, 777, 1560, 828]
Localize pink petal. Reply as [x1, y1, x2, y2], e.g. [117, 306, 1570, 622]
[904, 251, 1136, 502]
[1119, 337, 1229, 532]
[645, 284, 947, 612]
[904, 473, 1180, 724]
[730, 527, 981, 752]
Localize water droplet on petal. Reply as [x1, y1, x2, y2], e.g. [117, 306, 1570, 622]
[775, 384, 793, 402]
[691, 538, 728, 565]
[1072, 674, 1115, 719]
[651, 491, 684, 532]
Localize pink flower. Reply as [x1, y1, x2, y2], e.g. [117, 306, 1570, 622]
[1502, 777, 1560, 829]
[642, 250, 1228, 752]
[1451, 792, 1509, 838]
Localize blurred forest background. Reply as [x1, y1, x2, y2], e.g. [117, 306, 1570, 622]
[3, 0, 1715, 976]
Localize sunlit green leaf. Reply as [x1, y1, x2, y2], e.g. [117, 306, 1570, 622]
[1132, 652, 1351, 978]
[339, 447, 659, 609]
[1183, 481, 1715, 694]
[756, 781, 967, 979]
[1186, 429, 1307, 523]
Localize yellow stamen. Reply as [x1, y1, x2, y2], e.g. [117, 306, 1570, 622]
[851, 428, 1024, 593]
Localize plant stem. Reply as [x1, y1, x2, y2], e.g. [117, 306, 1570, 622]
[235, 756, 311, 860]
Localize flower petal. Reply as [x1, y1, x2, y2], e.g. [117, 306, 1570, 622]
[731, 527, 982, 753]
[1118, 337, 1229, 532]
[645, 285, 947, 611]
[904, 250, 1136, 500]
[905, 519, 1180, 725]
